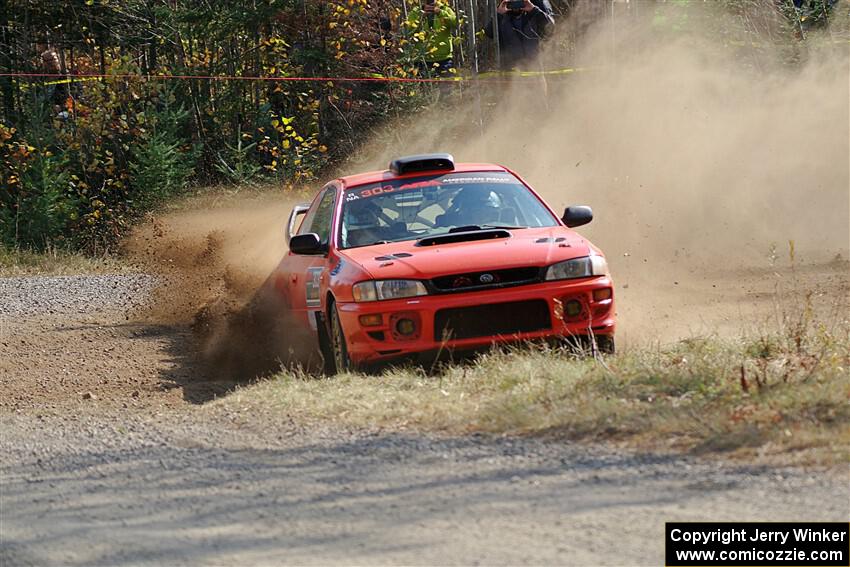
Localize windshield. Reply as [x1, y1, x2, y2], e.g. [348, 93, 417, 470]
[339, 172, 558, 249]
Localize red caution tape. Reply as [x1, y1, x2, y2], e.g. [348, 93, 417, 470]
[1, 68, 585, 84]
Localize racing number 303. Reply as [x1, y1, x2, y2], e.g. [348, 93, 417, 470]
[359, 185, 395, 198]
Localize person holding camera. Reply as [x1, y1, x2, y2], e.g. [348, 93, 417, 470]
[36, 49, 73, 121]
[405, 0, 458, 77]
[485, 0, 555, 71]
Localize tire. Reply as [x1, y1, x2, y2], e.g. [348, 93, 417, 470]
[316, 312, 336, 375]
[595, 335, 615, 355]
[329, 303, 354, 373]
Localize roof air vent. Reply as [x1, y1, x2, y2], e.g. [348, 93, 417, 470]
[389, 153, 455, 175]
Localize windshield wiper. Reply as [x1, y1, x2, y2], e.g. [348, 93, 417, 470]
[482, 224, 527, 230]
[345, 240, 389, 249]
[448, 224, 527, 233]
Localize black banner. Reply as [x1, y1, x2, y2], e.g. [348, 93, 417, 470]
[666, 522, 849, 567]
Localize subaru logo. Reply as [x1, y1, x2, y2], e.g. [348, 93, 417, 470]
[479, 273, 494, 284]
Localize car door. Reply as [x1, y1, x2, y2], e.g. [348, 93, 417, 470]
[281, 184, 338, 332]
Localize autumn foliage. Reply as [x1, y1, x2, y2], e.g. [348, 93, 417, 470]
[0, 0, 435, 252]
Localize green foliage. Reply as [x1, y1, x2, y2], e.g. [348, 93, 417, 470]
[12, 153, 73, 248]
[129, 130, 194, 208]
[129, 91, 195, 206]
[214, 127, 262, 187]
[0, 153, 74, 251]
[0, 122, 73, 249]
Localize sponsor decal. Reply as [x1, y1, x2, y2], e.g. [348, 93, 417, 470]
[442, 176, 512, 184]
[305, 267, 323, 307]
[346, 174, 513, 200]
[355, 181, 436, 199]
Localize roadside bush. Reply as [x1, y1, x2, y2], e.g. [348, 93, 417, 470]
[11, 153, 73, 248]
[129, 99, 196, 210]
[0, 122, 75, 250]
[213, 127, 262, 187]
[1, 62, 198, 253]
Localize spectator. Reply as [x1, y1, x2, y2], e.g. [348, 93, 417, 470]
[485, 0, 555, 70]
[405, 0, 458, 77]
[39, 49, 71, 118]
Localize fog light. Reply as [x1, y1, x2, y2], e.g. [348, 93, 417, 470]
[395, 318, 416, 336]
[593, 288, 612, 301]
[390, 311, 421, 341]
[359, 314, 382, 327]
[565, 300, 583, 317]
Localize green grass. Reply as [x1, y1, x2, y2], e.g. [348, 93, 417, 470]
[218, 320, 850, 465]
[0, 245, 136, 276]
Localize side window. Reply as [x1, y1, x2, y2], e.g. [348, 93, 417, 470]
[298, 187, 337, 244]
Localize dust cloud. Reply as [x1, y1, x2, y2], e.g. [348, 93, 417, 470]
[127, 192, 322, 380]
[130, 1, 849, 373]
[353, 2, 849, 341]
[361, 6, 848, 264]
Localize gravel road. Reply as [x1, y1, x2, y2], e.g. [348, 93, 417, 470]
[2, 274, 848, 566]
[3, 409, 848, 566]
[0, 274, 157, 317]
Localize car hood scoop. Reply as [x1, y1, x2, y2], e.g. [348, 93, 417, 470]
[415, 228, 510, 247]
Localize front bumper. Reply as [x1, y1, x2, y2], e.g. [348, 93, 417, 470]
[337, 276, 616, 364]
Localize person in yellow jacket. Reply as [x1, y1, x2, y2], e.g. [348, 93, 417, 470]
[405, 0, 458, 77]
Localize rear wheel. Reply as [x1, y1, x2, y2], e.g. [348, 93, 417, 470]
[329, 303, 353, 373]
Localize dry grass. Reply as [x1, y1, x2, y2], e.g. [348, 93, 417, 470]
[0, 246, 136, 276]
[218, 312, 849, 464]
[217, 254, 850, 465]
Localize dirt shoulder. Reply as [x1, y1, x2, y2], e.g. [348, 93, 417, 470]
[1, 274, 218, 414]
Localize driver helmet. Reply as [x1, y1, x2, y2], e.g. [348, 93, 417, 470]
[451, 188, 499, 211]
[347, 201, 381, 229]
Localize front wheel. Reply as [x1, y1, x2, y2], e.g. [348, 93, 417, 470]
[329, 303, 354, 373]
[594, 335, 615, 355]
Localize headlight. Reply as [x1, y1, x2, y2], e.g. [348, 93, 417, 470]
[352, 279, 428, 302]
[544, 256, 607, 281]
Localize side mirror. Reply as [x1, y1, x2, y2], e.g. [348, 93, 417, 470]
[562, 205, 593, 228]
[289, 233, 326, 255]
[285, 203, 311, 245]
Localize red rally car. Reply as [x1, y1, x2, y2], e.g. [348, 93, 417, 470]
[275, 153, 615, 372]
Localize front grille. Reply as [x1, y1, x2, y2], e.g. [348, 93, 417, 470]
[430, 267, 541, 293]
[434, 299, 551, 341]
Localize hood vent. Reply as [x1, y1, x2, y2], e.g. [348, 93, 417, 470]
[535, 237, 567, 244]
[374, 252, 413, 261]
